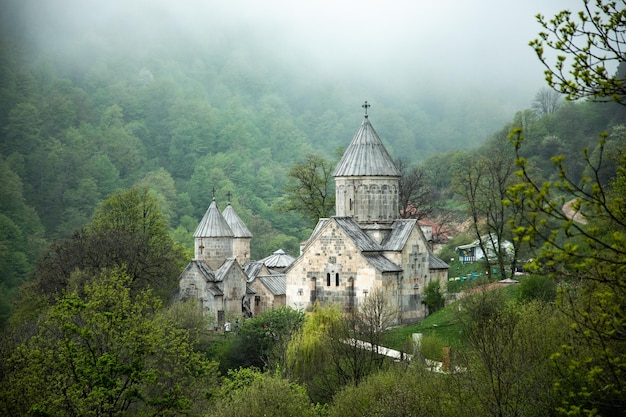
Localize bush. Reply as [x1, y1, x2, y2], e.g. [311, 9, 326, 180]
[516, 274, 556, 303]
[423, 280, 445, 314]
[207, 372, 317, 417]
[417, 333, 447, 361]
[327, 364, 457, 417]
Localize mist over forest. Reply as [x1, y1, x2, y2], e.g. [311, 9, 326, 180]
[3, 0, 573, 155]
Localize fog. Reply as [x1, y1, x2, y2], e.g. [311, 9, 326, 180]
[5, 0, 575, 138]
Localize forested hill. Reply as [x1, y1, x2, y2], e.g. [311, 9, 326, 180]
[0, 2, 522, 265]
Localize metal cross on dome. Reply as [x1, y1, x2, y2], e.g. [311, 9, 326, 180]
[362, 101, 370, 117]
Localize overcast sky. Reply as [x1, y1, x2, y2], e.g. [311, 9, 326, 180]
[9, 0, 577, 112]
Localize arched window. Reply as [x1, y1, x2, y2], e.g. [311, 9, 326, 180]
[335, 273, 340, 286]
[326, 273, 331, 286]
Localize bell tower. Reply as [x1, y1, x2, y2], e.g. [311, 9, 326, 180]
[334, 102, 400, 226]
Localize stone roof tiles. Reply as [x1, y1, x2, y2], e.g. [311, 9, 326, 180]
[243, 261, 266, 281]
[222, 203, 253, 238]
[260, 249, 296, 269]
[334, 217, 383, 251]
[259, 274, 286, 295]
[361, 253, 403, 272]
[382, 219, 418, 251]
[333, 117, 400, 178]
[214, 258, 237, 282]
[193, 199, 234, 238]
[429, 253, 450, 270]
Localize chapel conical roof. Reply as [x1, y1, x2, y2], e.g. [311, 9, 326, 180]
[222, 203, 253, 238]
[333, 115, 400, 177]
[260, 249, 296, 269]
[193, 199, 234, 238]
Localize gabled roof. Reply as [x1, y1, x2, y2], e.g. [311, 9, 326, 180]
[194, 199, 234, 238]
[258, 274, 286, 295]
[243, 261, 267, 281]
[362, 253, 403, 272]
[260, 249, 296, 269]
[214, 258, 239, 282]
[382, 219, 418, 251]
[455, 236, 512, 251]
[308, 218, 330, 242]
[290, 216, 402, 274]
[333, 117, 401, 177]
[334, 217, 382, 251]
[222, 203, 252, 238]
[180, 259, 216, 283]
[429, 253, 449, 270]
[206, 286, 223, 296]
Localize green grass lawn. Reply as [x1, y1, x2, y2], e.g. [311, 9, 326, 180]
[383, 301, 463, 354]
[383, 283, 519, 359]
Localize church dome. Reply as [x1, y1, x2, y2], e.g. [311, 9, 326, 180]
[193, 199, 234, 238]
[260, 249, 296, 269]
[222, 203, 253, 238]
[333, 115, 400, 178]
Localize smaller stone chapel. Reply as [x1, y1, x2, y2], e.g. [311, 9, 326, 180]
[176, 197, 290, 325]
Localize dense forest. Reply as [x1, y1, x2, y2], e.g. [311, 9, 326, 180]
[1, 0, 625, 415]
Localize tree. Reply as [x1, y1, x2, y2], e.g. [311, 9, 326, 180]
[396, 157, 435, 220]
[455, 293, 568, 416]
[324, 289, 397, 390]
[206, 369, 317, 417]
[282, 153, 335, 225]
[0, 269, 218, 416]
[532, 87, 563, 116]
[530, 0, 626, 104]
[506, 9, 626, 410]
[19, 187, 185, 314]
[423, 280, 445, 314]
[328, 364, 458, 417]
[1, 102, 42, 156]
[288, 292, 397, 403]
[0, 157, 46, 327]
[453, 141, 525, 280]
[508, 132, 626, 414]
[227, 307, 305, 373]
[287, 304, 342, 403]
[516, 274, 557, 303]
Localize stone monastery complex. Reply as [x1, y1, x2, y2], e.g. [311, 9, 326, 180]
[177, 104, 449, 325]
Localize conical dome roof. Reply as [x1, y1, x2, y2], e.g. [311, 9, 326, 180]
[193, 199, 234, 238]
[222, 203, 252, 238]
[260, 249, 296, 269]
[333, 116, 400, 177]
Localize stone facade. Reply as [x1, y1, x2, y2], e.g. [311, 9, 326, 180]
[195, 237, 233, 270]
[285, 217, 444, 323]
[249, 275, 286, 315]
[335, 177, 399, 223]
[178, 259, 252, 326]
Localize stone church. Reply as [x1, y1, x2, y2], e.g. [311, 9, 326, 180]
[176, 197, 291, 325]
[177, 104, 448, 326]
[285, 105, 449, 324]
